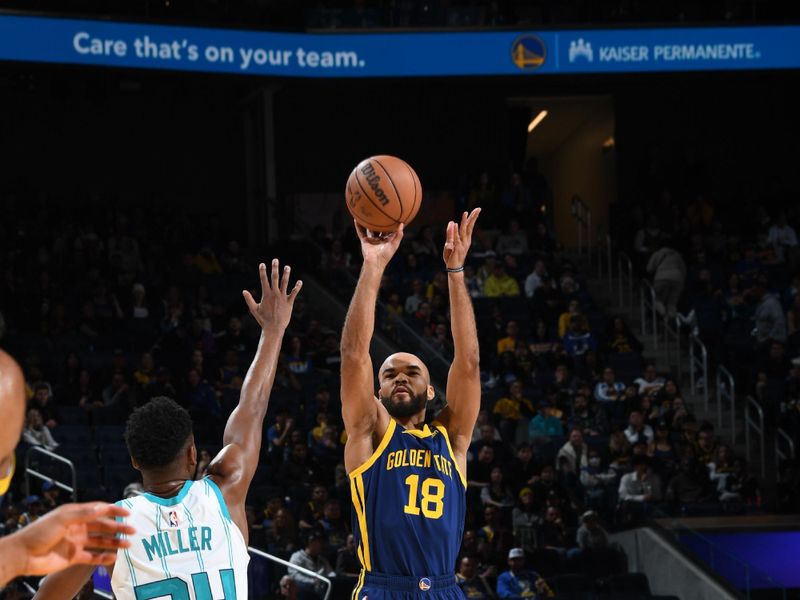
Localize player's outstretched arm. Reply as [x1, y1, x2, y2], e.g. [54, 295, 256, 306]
[23, 503, 134, 598]
[207, 260, 301, 534]
[341, 222, 403, 472]
[437, 210, 482, 479]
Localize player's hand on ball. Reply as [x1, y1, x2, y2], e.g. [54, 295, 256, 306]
[354, 220, 404, 269]
[443, 208, 481, 270]
[18, 502, 135, 576]
[243, 259, 303, 332]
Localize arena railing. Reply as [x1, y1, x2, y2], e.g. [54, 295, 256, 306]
[639, 279, 659, 350]
[616, 251, 634, 313]
[775, 427, 796, 473]
[744, 396, 766, 479]
[570, 195, 592, 262]
[716, 365, 736, 445]
[24, 446, 77, 502]
[688, 334, 709, 414]
[597, 234, 613, 280]
[249, 546, 332, 600]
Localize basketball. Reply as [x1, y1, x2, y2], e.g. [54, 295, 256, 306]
[345, 155, 422, 232]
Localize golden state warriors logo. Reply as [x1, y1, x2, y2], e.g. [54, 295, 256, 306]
[418, 578, 431, 591]
[511, 34, 546, 70]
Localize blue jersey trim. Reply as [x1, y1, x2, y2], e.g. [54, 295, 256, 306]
[204, 477, 232, 522]
[142, 480, 193, 506]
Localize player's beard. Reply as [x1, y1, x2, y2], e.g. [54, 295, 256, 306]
[380, 389, 428, 418]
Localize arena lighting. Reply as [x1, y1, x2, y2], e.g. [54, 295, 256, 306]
[527, 110, 548, 133]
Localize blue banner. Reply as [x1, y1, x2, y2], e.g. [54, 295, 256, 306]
[1, 13, 798, 78]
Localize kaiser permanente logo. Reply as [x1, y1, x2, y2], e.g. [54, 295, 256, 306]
[567, 37, 761, 64]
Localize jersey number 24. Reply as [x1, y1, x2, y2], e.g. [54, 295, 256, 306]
[134, 568, 236, 600]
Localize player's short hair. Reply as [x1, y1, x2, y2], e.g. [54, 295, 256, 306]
[125, 397, 193, 469]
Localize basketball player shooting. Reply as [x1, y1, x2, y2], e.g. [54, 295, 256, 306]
[341, 208, 481, 600]
[34, 259, 301, 600]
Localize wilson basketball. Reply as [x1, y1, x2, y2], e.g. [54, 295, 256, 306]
[345, 155, 422, 232]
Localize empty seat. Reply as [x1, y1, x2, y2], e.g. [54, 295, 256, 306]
[549, 573, 593, 593]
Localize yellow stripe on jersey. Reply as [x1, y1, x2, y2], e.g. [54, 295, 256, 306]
[351, 474, 372, 571]
[432, 421, 467, 488]
[348, 419, 397, 480]
[351, 569, 365, 600]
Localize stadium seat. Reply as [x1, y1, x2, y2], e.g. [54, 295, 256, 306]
[549, 573, 593, 593]
[606, 573, 651, 595]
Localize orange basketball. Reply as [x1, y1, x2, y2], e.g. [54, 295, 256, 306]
[345, 155, 422, 232]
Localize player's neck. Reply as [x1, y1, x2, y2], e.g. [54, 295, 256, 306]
[142, 470, 192, 498]
[393, 410, 427, 430]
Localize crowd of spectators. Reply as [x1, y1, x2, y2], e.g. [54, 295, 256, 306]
[1, 0, 789, 30]
[623, 191, 800, 510]
[0, 180, 787, 599]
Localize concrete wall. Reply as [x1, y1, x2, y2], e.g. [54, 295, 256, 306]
[542, 102, 616, 248]
[610, 528, 742, 600]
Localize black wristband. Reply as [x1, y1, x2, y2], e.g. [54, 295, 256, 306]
[446, 265, 465, 273]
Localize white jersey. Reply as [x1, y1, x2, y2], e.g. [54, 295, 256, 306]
[112, 478, 249, 600]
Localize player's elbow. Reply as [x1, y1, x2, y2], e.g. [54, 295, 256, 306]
[455, 350, 480, 372]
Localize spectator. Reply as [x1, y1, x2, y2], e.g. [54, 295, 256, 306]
[468, 444, 497, 491]
[767, 214, 798, 263]
[512, 488, 541, 547]
[594, 368, 625, 403]
[496, 321, 521, 355]
[481, 466, 516, 510]
[496, 548, 552, 599]
[557, 300, 588, 338]
[484, 263, 521, 298]
[456, 555, 495, 600]
[40, 480, 63, 510]
[289, 530, 334, 600]
[496, 219, 529, 256]
[299, 485, 329, 529]
[335, 534, 360, 581]
[618, 455, 661, 519]
[29, 382, 60, 428]
[493, 380, 534, 443]
[279, 575, 298, 600]
[695, 423, 719, 466]
[537, 506, 570, 552]
[103, 371, 132, 411]
[633, 215, 664, 260]
[605, 316, 643, 354]
[750, 275, 788, 344]
[580, 449, 616, 512]
[647, 246, 687, 318]
[665, 456, 717, 513]
[562, 315, 596, 358]
[634, 364, 665, 397]
[266, 508, 299, 558]
[575, 510, 609, 550]
[648, 421, 678, 480]
[508, 443, 539, 490]
[524, 260, 549, 299]
[531, 465, 570, 508]
[22, 407, 58, 451]
[567, 393, 608, 436]
[316, 499, 348, 561]
[556, 429, 588, 475]
[624, 411, 654, 445]
[528, 404, 564, 443]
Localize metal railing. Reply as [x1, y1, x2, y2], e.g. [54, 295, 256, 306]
[775, 427, 796, 472]
[597, 235, 611, 279]
[688, 334, 709, 414]
[570, 195, 592, 261]
[640, 280, 658, 350]
[617, 251, 634, 312]
[716, 365, 736, 445]
[663, 315, 682, 377]
[25, 446, 77, 502]
[249, 546, 332, 600]
[745, 396, 766, 478]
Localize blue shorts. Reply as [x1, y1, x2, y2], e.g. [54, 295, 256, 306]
[352, 572, 465, 600]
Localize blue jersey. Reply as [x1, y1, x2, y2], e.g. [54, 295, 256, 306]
[349, 418, 466, 581]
